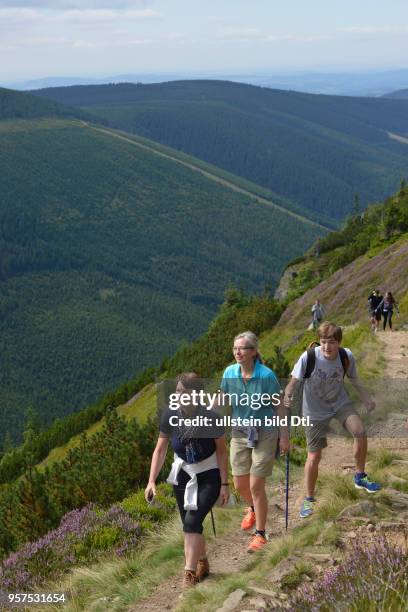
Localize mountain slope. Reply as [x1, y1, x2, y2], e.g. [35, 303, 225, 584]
[0, 115, 323, 445]
[0, 86, 90, 121]
[31, 80, 408, 221]
[383, 88, 408, 99]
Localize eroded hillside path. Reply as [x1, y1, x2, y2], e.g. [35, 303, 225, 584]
[128, 331, 408, 611]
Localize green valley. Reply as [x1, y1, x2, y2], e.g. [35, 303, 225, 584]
[0, 90, 323, 445]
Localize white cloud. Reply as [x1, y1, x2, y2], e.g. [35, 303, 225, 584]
[214, 26, 263, 41]
[0, 0, 151, 7]
[340, 25, 408, 34]
[73, 37, 154, 48]
[58, 8, 161, 23]
[0, 6, 162, 24]
[0, 7, 38, 20]
[212, 26, 334, 44]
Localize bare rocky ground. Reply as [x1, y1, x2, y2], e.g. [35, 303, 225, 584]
[128, 331, 408, 612]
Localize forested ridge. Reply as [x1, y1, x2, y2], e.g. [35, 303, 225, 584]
[0, 87, 92, 122]
[32, 80, 408, 221]
[0, 105, 321, 446]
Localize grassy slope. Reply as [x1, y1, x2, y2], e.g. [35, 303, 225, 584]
[0, 117, 323, 444]
[31, 80, 408, 221]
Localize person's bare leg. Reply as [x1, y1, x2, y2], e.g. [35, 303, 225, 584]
[344, 414, 367, 473]
[184, 533, 204, 570]
[199, 536, 207, 559]
[353, 437, 368, 472]
[305, 449, 322, 498]
[233, 474, 253, 506]
[250, 475, 268, 531]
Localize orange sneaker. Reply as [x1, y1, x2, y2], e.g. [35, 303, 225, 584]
[241, 507, 256, 530]
[247, 533, 267, 553]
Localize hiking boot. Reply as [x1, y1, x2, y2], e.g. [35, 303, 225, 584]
[247, 533, 267, 553]
[241, 507, 256, 530]
[354, 473, 381, 493]
[196, 557, 210, 580]
[182, 570, 199, 589]
[299, 498, 315, 518]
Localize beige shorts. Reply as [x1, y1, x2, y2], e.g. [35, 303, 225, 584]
[230, 432, 278, 478]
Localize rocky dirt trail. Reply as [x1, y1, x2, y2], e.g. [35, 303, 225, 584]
[127, 479, 303, 612]
[128, 332, 408, 612]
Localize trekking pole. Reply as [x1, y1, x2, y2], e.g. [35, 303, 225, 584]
[285, 450, 290, 532]
[285, 414, 291, 532]
[210, 508, 216, 537]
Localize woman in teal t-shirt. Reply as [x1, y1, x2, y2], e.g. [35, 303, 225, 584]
[221, 331, 289, 553]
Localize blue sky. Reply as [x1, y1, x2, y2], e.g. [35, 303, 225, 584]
[1, 0, 408, 80]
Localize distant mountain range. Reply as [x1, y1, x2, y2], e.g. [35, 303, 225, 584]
[6, 67, 408, 96]
[383, 88, 408, 99]
[31, 79, 408, 222]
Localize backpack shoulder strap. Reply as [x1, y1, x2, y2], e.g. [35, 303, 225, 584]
[304, 347, 317, 378]
[339, 347, 350, 377]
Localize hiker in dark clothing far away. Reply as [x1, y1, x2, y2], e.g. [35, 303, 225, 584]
[311, 299, 325, 330]
[368, 290, 383, 333]
[376, 291, 399, 332]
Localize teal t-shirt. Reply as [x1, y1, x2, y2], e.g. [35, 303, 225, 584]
[221, 359, 281, 432]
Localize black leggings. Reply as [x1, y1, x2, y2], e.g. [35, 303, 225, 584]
[173, 468, 221, 534]
[383, 310, 393, 330]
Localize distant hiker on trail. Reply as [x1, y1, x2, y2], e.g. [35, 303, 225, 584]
[368, 290, 383, 333]
[220, 331, 289, 553]
[145, 373, 229, 589]
[284, 322, 381, 519]
[311, 299, 325, 330]
[376, 291, 399, 331]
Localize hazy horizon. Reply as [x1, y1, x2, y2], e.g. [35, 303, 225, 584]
[1, 0, 408, 84]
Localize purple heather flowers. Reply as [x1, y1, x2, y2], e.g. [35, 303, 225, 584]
[290, 538, 408, 611]
[0, 504, 141, 591]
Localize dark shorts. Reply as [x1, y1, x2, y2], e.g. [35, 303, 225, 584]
[173, 468, 221, 534]
[369, 309, 381, 321]
[305, 406, 364, 452]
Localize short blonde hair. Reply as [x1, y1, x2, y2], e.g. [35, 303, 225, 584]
[233, 331, 263, 363]
[317, 322, 342, 342]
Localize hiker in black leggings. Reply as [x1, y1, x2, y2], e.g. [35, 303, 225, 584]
[376, 291, 399, 331]
[173, 470, 221, 534]
[145, 373, 229, 589]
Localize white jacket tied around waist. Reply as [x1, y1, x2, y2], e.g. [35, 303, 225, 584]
[166, 451, 219, 510]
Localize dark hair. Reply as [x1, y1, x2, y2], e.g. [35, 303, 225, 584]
[176, 372, 205, 392]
